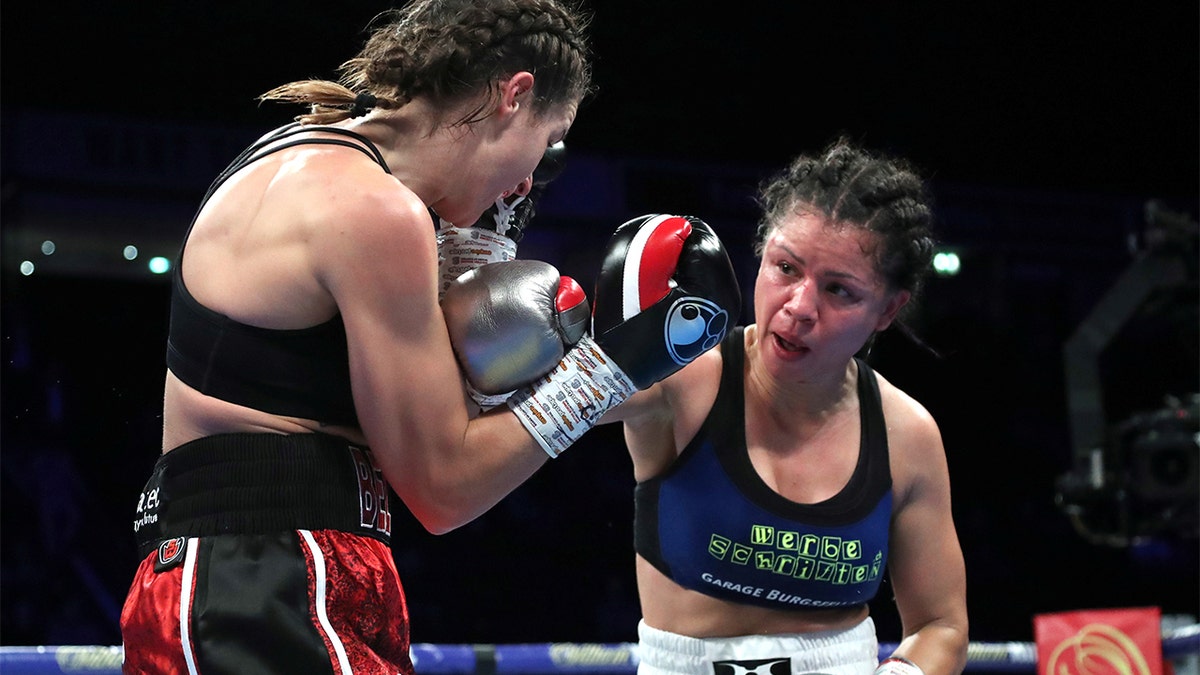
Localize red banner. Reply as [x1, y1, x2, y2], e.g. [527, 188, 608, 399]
[1034, 607, 1164, 675]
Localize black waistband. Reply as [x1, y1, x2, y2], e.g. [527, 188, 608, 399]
[133, 432, 393, 558]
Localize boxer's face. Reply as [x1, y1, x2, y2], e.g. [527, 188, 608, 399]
[489, 99, 576, 205]
[753, 213, 908, 380]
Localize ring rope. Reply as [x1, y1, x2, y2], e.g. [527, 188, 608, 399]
[0, 626, 1195, 674]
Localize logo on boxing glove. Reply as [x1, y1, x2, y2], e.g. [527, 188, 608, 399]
[664, 296, 730, 365]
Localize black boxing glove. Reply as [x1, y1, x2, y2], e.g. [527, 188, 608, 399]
[435, 142, 567, 297]
[442, 259, 589, 409]
[591, 214, 741, 389]
[507, 214, 740, 457]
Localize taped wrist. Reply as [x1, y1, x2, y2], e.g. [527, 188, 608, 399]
[507, 334, 637, 458]
[875, 657, 925, 675]
[436, 223, 518, 298]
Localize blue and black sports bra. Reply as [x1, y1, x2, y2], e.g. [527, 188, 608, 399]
[166, 124, 392, 428]
[634, 327, 894, 610]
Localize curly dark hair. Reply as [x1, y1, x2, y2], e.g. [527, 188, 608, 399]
[754, 137, 937, 302]
[260, 0, 593, 126]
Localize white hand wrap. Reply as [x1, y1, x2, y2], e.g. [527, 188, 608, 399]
[436, 221, 518, 299]
[875, 657, 925, 675]
[507, 334, 637, 458]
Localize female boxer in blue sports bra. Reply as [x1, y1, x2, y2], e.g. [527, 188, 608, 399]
[603, 138, 969, 675]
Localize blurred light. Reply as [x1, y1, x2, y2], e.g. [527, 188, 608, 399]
[41, 240, 56, 255]
[123, 245, 139, 260]
[20, 260, 35, 276]
[933, 251, 961, 276]
[148, 256, 172, 274]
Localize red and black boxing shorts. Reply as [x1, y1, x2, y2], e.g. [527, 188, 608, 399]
[120, 432, 412, 675]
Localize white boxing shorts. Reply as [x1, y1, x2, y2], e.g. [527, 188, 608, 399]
[636, 617, 879, 675]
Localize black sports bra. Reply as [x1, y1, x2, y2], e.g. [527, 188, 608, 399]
[165, 124, 392, 428]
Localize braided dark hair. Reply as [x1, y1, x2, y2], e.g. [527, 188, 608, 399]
[261, 0, 593, 126]
[754, 137, 937, 303]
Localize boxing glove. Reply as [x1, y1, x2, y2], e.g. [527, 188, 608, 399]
[435, 142, 568, 297]
[508, 214, 741, 457]
[591, 214, 742, 389]
[442, 259, 589, 408]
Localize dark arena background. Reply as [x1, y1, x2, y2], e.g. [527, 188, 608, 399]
[2, 0, 1198, 662]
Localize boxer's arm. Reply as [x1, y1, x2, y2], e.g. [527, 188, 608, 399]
[319, 182, 553, 534]
[879, 386, 969, 675]
[322, 193, 738, 530]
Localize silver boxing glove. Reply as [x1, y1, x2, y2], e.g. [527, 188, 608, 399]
[441, 259, 589, 407]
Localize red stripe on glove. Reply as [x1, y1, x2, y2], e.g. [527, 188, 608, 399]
[556, 276, 586, 313]
[638, 216, 692, 311]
